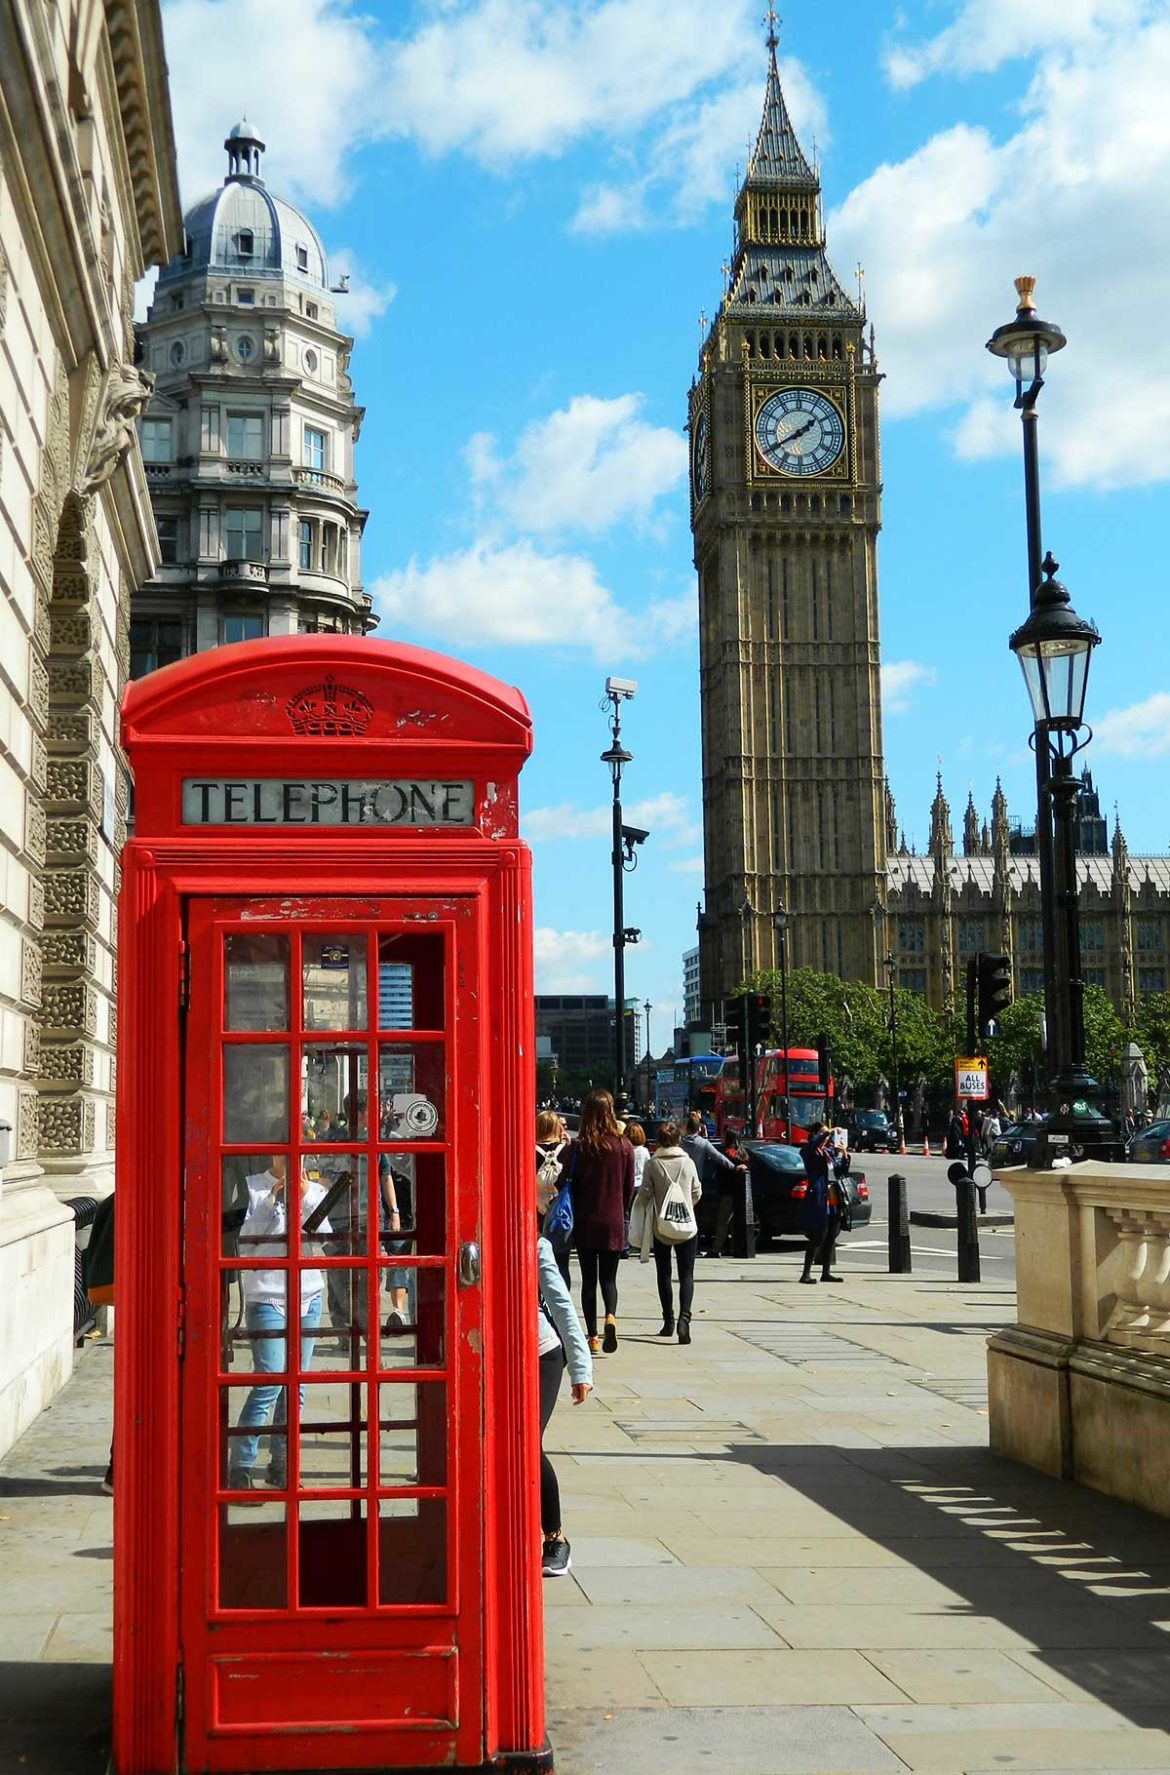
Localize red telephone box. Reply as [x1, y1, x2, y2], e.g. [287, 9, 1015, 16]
[115, 638, 547, 1775]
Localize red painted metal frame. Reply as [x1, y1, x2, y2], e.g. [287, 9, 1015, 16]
[115, 640, 541, 1775]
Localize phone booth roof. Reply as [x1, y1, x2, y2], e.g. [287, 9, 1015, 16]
[122, 636, 532, 842]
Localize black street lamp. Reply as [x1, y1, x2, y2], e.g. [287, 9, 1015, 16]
[601, 677, 645, 1118]
[884, 951, 902, 1145]
[988, 280, 1115, 1162]
[773, 904, 792, 1137]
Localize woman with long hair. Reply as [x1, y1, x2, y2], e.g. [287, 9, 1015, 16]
[570, 1088, 634, 1354]
[536, 1108, 572, 1286]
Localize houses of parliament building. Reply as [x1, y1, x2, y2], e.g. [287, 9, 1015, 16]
[691, 32, 1170, 1023]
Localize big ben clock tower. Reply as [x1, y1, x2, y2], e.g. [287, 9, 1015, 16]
[691, 25, 888, 1005]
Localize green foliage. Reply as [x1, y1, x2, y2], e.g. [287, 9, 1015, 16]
[738, 966, 957, 1090]
[1134, 994, 1170, 1081]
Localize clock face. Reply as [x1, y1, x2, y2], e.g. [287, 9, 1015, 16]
[692, 409, 710, 503]
[754, 387, 845, 477]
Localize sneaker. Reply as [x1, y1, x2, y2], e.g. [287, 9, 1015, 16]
[265, 1467, 287, 1490]
[101, 1464, 114, 1496]
[228, 1468, 264, 1506]
[384, 1309, 407, 1335]
[588, 1335, 602, 1355]
[542, 1535, 572, 1577]
[602, 1320, 618, 1354]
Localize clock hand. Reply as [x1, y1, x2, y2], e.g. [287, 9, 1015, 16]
[784, 418, 817, 446]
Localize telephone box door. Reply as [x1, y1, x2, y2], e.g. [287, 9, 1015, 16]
[180, 896, 484, 1772]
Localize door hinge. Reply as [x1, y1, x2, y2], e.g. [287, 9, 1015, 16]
[178, 938, 191, 1012]
[177, 1285, 187, 1360]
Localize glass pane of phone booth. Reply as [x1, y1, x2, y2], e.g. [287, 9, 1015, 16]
[215, 927, 452, 1615]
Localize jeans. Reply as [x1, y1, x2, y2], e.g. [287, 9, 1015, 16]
[233, 1294, 322, 1477]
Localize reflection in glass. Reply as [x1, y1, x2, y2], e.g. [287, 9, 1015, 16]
[225, 934, 290, 1031]
[223, 1045, 289, 1145]
[377, 933, 444, 1031]
[303, 935, 368, 1032]
[224, 1166, 333, 1489]
[219, 1500, 287, 1610]
[300, 1380, 369, 1490]
[301, 1043, 369, 1143]
[379, 1497, 447, 1605]
[378, 1153, 446, 1258]
[379, 1382, 447, 1486]
[377, 1269, 445, 1372]
[378, 1044, 444, 1142]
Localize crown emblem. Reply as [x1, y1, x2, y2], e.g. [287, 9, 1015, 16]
[286, 677, 374, 737]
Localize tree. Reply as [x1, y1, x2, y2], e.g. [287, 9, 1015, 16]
[985, 985, 1131, 1106]
[1134, 994, 1170, 1083]
[738, 966, 956, 1094]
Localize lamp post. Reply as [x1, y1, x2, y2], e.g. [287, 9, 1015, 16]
[643, 999, 652, 1112]
[773, 904, 792, 1137]
[601, 677, 644, 1118]
[987, 281, 1115, 1162]
[884, 951, 901, 1145]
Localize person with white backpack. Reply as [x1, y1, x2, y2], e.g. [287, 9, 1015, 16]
[536, 1109, 572, 1285]
[635, 1120, 702, 1344]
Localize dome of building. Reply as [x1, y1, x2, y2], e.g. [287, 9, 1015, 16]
[160, 120, 329, 289]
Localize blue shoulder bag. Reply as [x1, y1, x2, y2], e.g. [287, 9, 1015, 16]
[544, 1145, 576, 1254]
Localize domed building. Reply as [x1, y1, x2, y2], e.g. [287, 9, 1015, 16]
[132, 120, 374, 672]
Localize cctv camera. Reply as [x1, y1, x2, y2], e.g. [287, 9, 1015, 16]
[605, 675, 638, 700]
[622, 927, 642, 944]
[621, 824, 650, 847]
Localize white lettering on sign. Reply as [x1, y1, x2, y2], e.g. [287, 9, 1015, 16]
[181, 779, 475, 827]
[955, 1057, 990, 1101]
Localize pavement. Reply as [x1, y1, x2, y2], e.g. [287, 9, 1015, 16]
[6, 1233, 1170, 1774]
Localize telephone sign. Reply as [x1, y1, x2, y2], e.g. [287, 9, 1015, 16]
[955, 1057, 990, 1100]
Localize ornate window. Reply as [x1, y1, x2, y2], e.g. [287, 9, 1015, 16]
[1138, 968, 1167, 995]
[156, 516, 179, 565]
[221, 613, 265, 644]
[901, 969, 927, 995]
[304, 426, 327, 472]
[129, 617, 184, 679]
[1081, 917, 1105, 950]
[1084, 969, 1107, 988]
[957, 919, 984, 955]
[1137, 918, 1163, 952]
[898, 919, 925, 953]
[1021, 968, 1045, 995]
[227, 413, 264, 460]
[1019, 917, 1044, 954]
[298, 518, 313, 571]
[224, 507, 264, 561]
[140, 417, 172, 463]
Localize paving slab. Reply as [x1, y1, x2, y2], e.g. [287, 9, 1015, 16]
[638, 1647, 908, 1706]
[546, 1703, 906, 1773]
[864, 1647, 1081, 1704]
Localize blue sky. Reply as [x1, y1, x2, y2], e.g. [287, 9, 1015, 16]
[158, 0, 1170, 1033]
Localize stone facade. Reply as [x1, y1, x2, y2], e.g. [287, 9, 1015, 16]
[887, 773, 1170, 1018]
[133, 120, 372, 663]
[692, 43, 886, 1007]
[0, 0, 181, 1455]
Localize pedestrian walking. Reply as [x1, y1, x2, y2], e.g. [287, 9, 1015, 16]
[637, 1120, 702, 1343]
[536, 1192, 593, 1575]
[536, 1109, 572, 1286]
[571, 1089, 634, 1354]
[681, 1110, 744, 1255]
[798, 1123, 847, 1285]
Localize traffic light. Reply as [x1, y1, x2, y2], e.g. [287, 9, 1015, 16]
[746, 992, 772, 1047]
[977, 952, 1012, 1038]
[816, 1032, 832, 1094]
[724, 997, 746, 1053]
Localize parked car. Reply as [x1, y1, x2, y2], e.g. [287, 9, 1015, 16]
[1126, 1119, 1170, 1163]
[742, 1141, 872, 1249]
[987, 1120, 1043, 1168]
[848, 1109, 895, 1153]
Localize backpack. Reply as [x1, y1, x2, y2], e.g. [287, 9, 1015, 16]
[536, 1141, 566, 1213]
[543, 1147, 576, 1254]
[655, 1161, 698, 1245]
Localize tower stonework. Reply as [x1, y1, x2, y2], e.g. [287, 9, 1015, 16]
[692, 42, 886, 1007]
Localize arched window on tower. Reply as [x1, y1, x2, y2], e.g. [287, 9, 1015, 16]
[234, 228, 254, 259]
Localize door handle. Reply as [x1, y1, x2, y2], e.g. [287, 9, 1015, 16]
[458, 1242, 481, 1288]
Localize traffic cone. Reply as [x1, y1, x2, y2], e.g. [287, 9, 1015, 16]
[900, 1131, 907, 1154]
[921, 1134, 930, 1156]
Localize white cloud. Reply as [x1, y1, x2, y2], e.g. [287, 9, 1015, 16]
[161, 0, 382, 207]
[1095, 692, 1170, 758]
[371, 539, 634, 659]
[668, 855, 706, 876]
[884, 0, 1150, 88]
[329, 249, 396, 340]
[470, 395, 686, 538]
[833, 11, 1170, 488]
[646, 589, 698, 645]
[571, 182, 651, 236]
[882, 659, 938, 714]
[533, 927, 610, 993]
[525, 791, 700, 847]
[382, 0, 755, 168]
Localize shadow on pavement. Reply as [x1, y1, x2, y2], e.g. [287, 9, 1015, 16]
[0, 1661, 110, 1775]
[705, 1439, 1170, 1730]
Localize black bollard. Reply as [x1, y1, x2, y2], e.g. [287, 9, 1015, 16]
[731, 1165, 756, 1259]
[888, 1173, 912, 1273]
[955, 1176, 981, 1283]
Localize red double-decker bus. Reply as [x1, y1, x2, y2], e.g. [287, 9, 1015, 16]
[756, 1048, 833, 1144]
[713, 1056, 745, 1138]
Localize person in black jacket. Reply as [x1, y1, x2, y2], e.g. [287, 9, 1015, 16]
[83, 1194, 115, 1494]
[797, 1125, 845, 1285]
